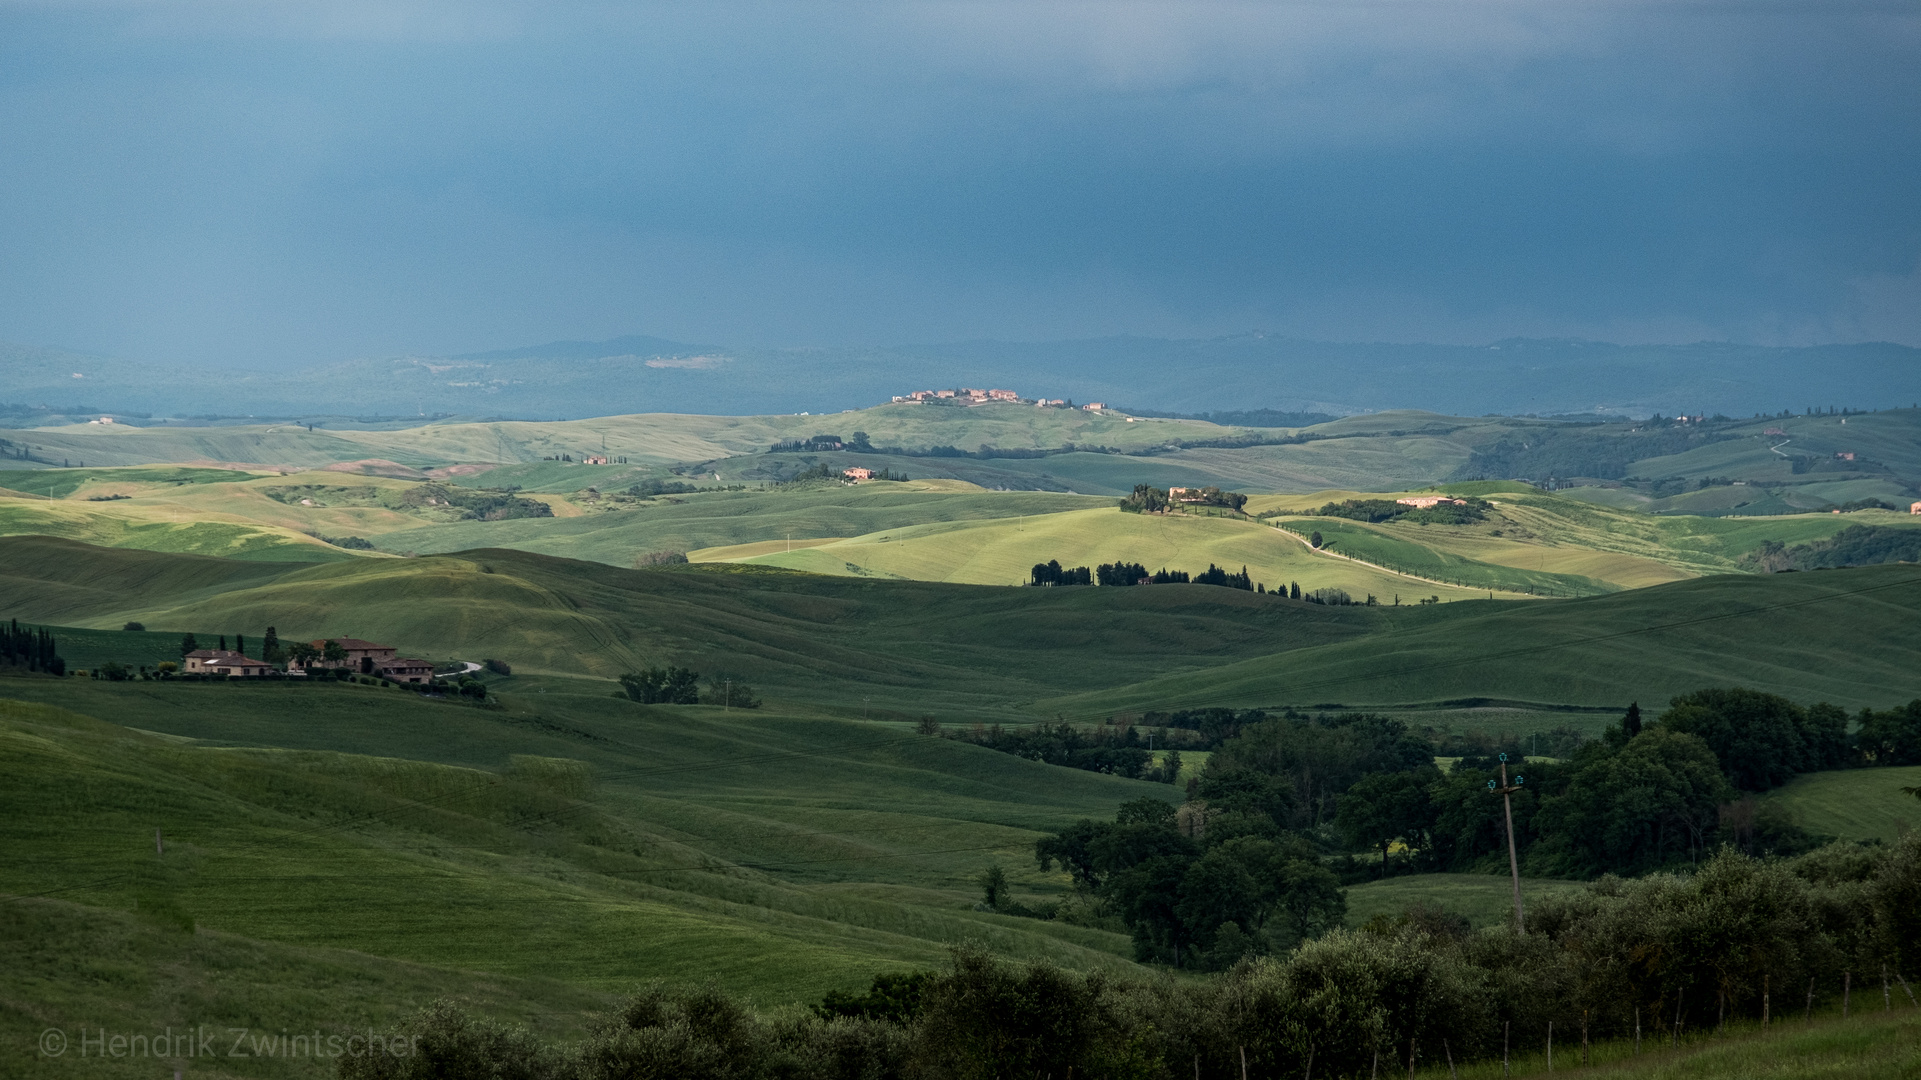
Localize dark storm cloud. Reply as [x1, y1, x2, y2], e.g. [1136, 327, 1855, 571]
[0, 0, 1916, 364]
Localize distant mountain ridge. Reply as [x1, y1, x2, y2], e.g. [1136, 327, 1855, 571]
[3, 334, 1916, 422]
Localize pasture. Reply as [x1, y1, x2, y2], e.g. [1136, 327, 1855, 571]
[1768, 766, 1921, 843]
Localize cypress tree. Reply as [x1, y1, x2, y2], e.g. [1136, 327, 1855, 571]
[1623, 701, 1642, 738]
[180, 633, 199, 657]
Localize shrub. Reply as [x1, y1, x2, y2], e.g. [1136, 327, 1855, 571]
[122, 621, 145, 631]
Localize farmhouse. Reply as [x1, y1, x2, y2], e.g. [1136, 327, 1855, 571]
[842, 467, 872, 481]
[310, 638, 396, 664]
[182, 649, 273, 677]
[1911, 501, 1921, 514]
[582, 454, 611, 465]
[1395, 496, 1467, 509]
[381, 658, 435, 684]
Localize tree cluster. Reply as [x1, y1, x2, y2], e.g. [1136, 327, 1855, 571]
[619, 667, 701, 704]
[401, 482, 553, 521]
[0, 620, 65, 675]
[1192, 564, 1254, 591]
[1313, 497, 1489, 525]
[1029, 560, 1091, 586]
[1318, 690, 1915, 884]
[1120, 484, 1250, 514]
[1741, 525, 1921, 572]
[1038, 798, 1347, 969]
[952, 721, 1180, 783]
[1095, 560, 1151, 585]
[624, 479, 704, 497]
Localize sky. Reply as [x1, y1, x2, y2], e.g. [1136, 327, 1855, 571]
[0, 0, 1917, 367]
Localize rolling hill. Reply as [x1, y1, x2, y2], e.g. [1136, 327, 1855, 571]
[3, 536, 1918, 719]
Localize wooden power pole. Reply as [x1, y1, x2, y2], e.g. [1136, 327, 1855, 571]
[1489, 753, 1526, 932]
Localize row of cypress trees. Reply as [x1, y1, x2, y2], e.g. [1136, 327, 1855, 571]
[0, 619, 64, 675]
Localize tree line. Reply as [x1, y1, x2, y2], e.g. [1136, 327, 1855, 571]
[1003, 689, 1921, 976]
[1310, 496, 1490, 525]
[949, 721, 1183, 784]
[1120, 484, 1250, 514]
[342, 831, 1920, 1080]
[1742, 525, 1921, 572]
[1033, 557, 1273, 593]
[619, 665, 762, 708]
[0, 620, 65, 675]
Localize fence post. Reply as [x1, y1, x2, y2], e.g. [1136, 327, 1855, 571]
[1844, 972, 1851, 1019]
[1806, 976, 1815, 1021]
[1547, 1021, 1552, 1073]
[1634, 1006, 1640, 1054]
[1764, 974, 1770, 1028]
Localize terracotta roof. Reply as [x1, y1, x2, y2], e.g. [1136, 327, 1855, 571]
[211, 656, 274, 669]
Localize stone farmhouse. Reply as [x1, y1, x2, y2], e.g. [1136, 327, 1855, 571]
[1396, 496, 1467, 509]
[182, 650, 275, 677]
[290, 638, 438, 684]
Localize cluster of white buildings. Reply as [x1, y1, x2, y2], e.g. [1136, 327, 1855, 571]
[889, 388, 1108, 411]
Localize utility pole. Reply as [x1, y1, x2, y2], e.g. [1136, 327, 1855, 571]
[1488, 752, 1526, 932]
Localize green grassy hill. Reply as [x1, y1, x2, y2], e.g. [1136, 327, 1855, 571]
[1041, 561, 1921, 716]
[709, 506, 1527, 600]
[1766, 766, 1921, 843]
[5, 536, 1919, 722]
[0, 691, 1159, 1007]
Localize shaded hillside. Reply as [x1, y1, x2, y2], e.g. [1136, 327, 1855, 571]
[3, 536, 1918, 717]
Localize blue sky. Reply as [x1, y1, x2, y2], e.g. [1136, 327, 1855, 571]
[1, 1, 1917, 365]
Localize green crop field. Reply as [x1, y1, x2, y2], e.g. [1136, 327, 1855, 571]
[1766, 766, 1921, 843]
[710, 507, 1522, 600]
[1343, 873, 1586, 930]
[0, 691, 1158, 1003]
[1042, 561, 1921, 716]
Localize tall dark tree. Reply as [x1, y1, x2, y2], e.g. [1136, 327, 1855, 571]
[263, 626, 280, 662]
[179, 632, 199, 657]
[1623, 701, 1642, 738]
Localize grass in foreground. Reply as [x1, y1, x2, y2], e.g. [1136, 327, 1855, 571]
[1439, 1008, 1918, 1079]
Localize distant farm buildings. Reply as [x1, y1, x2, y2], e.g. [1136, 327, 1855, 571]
[1395, 496, 1468, 509]
[582, 454, 611, 465]
[182, 650, 274, 677]
[842, 467, 873, 481]
[289, 638, 437, 684]
[1912, 501, 1921, 515]
[887, 387, 1088, 409]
